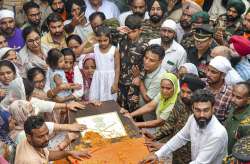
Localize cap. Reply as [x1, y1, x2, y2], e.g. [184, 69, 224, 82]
[161, 19, 177, 32]
[193, 24, 214, 41]
[232, 135, 250, 162]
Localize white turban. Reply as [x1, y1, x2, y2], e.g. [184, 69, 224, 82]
[209, 56, 232, 74]
[182, 0, 202, 15]
[161, 19, 177, 32]
[180, 63, 199, 76]
[0, 47, 13, 59]
[0, 9, 14, 21]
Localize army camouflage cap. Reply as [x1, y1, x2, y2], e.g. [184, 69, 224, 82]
[232, 135, 250, 162]
[193, 24, 214, 42]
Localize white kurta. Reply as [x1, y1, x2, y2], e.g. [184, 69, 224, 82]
[155, 115, 228, 164]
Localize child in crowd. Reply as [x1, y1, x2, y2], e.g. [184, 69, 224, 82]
[81, 55, 96, 101]
[89, 25, 120, 101]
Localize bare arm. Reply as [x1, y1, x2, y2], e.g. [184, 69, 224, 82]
[135, 119, 165, 128]
[114, 48, 120, 86]
[139, 82, 152, 103]
[49, 150, 90, 161]
[130, 100, 157, 117]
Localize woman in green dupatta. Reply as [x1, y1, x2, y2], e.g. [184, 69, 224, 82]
[122, 72, 179, 130]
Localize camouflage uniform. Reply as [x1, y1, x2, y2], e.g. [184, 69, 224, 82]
[224, 105, 250, 154]
[215, 14, 243, 41]
[117, 37, 148, 112]
[154, 97, 192, 164]
[141, 19, 162, 43]
[181, 32, 194, 51]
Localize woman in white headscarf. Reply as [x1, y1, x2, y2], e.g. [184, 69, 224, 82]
[177, 63, 199, 79]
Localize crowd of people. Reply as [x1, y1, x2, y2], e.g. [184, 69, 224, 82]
[0, 0, 250, 163]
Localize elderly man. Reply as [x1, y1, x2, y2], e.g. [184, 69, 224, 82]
[229, 35, 250, 81]
[41, 13, 67, 50]
[176, 0, 202, 43]
[22, 1, 42, 31]
[140, 0, 167, 43]
[205, 56, 233, 123]
[0, 9, 25, 51]
[119, 0, 149, 26]
[143, 74, 206, 164]
[224, 82, 250, 155]
[15, 116, 91, 164]
[85, 0, 120, 20]
[214, 0, 246, 45]
[141, 89, 228, 164]
[149, 19, 187, 73]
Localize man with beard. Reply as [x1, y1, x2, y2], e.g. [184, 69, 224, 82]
[140, 89, 228, 164]
[0, 9, 25, 52]
[141, 0, 167, 43]
[241, 8, 250, 40]
[15, 116, 91, 164]
[41, 13, 67, 50]
[214, 0, 246, 45]
[22, 1, 42, 32]
[187, 24, 215, 77]
[176, 0, 202, 43]
[119, 0, 149, 26]
[49, 0, 68, 21]
[142, 74, 206, 164]
[224, 82, 250, 154]
[205, 56, 233, 123]
[149, 19, 187, 73]
[229, 35, 250, 81]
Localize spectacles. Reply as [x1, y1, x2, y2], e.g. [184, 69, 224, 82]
[27, 37, 40, 44]
[33, 79, 45, 84]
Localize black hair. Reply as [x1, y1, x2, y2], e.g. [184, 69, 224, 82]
[23, 78, 35, 100]
[46, 48, 64, 70]
[66, 34, 82, 45]
[95, 25, 112, 40]
[49, 0, 66, 6]
[61, 48, 76, 62]
[27, 67, 46, 82]
[46, 13, 63, 26]
[1, 49, 15, 60]
[22, 26, 41, 41]
[145, 44, 165, 60]
[128, 0, 146, 6]
[24, 116, 45, 135]
[125, 14, 142, 29]
[89, 11, 106, 22]
[0, 60, 16, 75]
[235, 81, 250, 97]
[191, 89, 215, 106]
[23, 1, 40, 15]
[66, 0, 86, 19]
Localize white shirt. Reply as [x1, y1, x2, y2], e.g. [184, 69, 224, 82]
[118, 10, 149, 26]
[30, 97, 55, 115]
[149, 38, 187, 73]
[72, 65, 84, 98]
[176, 23, 186, 43]
[155, 115, 228, 164]
[85, 0, 120, 20]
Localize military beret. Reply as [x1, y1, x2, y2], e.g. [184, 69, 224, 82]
[193, 24, 214, 41]
[232, 135, 250, 162]
[191, 11, 210, 24]
[227, 0, 246, 16]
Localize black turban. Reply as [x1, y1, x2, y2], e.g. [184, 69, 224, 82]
[147, 0, 167, 14]
[179, 74, 206, 92]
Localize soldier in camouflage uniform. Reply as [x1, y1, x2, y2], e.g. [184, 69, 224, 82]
[141, 0, 167, 43]
[224, 82, 250, 154]
[214, 0, 246, 45]
[181, 11, 210, 51]
[117, 14, 148, 112]
[144, 74, 206, 164]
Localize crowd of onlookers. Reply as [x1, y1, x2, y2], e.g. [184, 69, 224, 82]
[0, 0, 250, 163]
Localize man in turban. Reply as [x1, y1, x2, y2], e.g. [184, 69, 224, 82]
[141, 0, 167, 42]
[214, 0, 246, 45]
[205, 56, 233, 123]
[0, 9, 25, 52]
[142, 73, 205, 164]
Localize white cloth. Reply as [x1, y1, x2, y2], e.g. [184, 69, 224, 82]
[149, 38, 187, 73]
[0, 47, 13, 59]
[64, 20, 93, 41]
[209, 56, 232, 74]
[0, 9, 14, 20]
[30, 97, 55, 115]
[89, 44, 117, 101]
[72, 65, 84, 98]
[85, 0, 120, 20]
[225, 68, 244, 85]
[161, 19, 177, 32]
[176, 23, 186, 43]
[180, 63, 199, 76]
[118, 10, 149, 26]
[155, 115, 228, 164]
